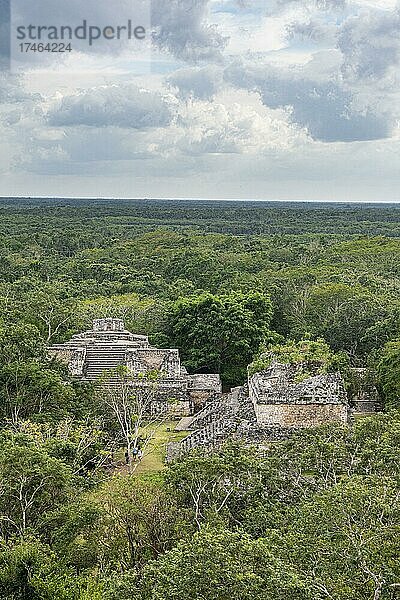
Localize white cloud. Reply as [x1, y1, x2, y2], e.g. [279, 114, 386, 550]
[224, 57, 392, 142]
[339, 7, 400, 82]
[0, 72, 39, 103]
[167, 65, 224, 99]
[47, 84, 172, 129]
[21, 88, 308, 176]
[152, 0, 228, 62]
[151, 95, 309, 156]
[0, 0, 400, 201]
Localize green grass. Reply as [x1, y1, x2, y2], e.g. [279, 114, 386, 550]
[135, 421, 189, 474]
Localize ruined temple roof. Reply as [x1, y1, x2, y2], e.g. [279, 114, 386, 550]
[49, 319, 222, 392]
[67, 318, 150, 347]
[189, 374, 223, 392]
[249, 362, 348, 406]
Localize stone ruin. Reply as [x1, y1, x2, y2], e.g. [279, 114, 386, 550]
[49, 320, 380, 459]
[49, 318, 222, 416]
[167, 360, 376, 461]
[249, 362, 348, 429]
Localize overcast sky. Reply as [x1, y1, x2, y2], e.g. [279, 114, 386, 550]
[0, 0, 399, 201]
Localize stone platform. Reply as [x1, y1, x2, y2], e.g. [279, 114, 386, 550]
[49, 318, 222, 416]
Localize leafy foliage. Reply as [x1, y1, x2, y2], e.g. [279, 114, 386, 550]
[249, 337, 349, 379]
[166, 291, 274, 385]
[109, 528, 311, 600]
[0, 199, 398, 598]
[376, 340, 400, 409]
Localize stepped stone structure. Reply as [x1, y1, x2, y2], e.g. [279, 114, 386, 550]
[49, 320, 379, 460]
[49, 318, 222, 416]
[167, 361, 350, 461]
[249, 362, 348, 428]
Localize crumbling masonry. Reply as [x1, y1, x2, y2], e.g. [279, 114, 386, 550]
[49, 318, 222, 416]
[167, 361, 372, 461]
[49, 319, 378, 460]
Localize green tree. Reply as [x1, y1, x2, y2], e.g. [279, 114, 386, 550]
[93, 474, 184, 570]
[0, 444, 73, 537]
[15, 280, 76, 344]
[106, 528, 310, 600]
[166, 291, 275, 385]
[0, 536, 103, 600]
[166, 413, 400, 536]
[165, 443, 267, 531]
[279, 476, 400, 600]
[376, 340, 400, 409]
[301, 283, 387, 357]
[0, 361, 73, 424]
[0, 322, 74, 423]
[0, 323, 45, 363]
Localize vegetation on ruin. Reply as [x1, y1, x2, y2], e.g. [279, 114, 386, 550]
[248, 338, 349, 380]
[0, 198, 399, 598]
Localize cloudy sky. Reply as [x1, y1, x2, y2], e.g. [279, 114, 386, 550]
[0, 0, 399, 201]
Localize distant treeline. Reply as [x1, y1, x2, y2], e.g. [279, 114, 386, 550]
[0, 198, 399, 238]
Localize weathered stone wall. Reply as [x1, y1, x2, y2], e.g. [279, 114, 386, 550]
[48, 347, 73, 365]
[188, 389, 217, 410]
[189, 374, 222, 392]
[254, 402, 348, 428]
[187, 374, 222, 409]
[150, 399, 191, 418]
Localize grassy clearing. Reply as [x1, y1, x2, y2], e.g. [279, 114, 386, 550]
[134, 421, 189, 474]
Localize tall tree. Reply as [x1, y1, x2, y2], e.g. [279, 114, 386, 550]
[0, 323, 73, 423]
[376, 340, 400, 409]
[107, 528, 310, 600]
[166, 291, 275, 385]
[98, 368, 174, 471]
[0, 444, 72, 537]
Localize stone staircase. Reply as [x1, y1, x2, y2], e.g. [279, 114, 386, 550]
[167, 387, 244, 461]
[178, 418, 236, 455]
[84, 346, 127, 382]
[175, 397, 228, 432]
[174, 416, 195, 432]
[166, 383, 309, 462]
